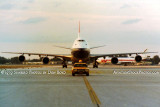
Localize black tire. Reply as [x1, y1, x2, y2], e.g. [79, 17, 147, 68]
[63, 65, 67, 68]
[93, 65, 98, 68]
[72, 73, 75, 76]
[86, 72, 89, 76]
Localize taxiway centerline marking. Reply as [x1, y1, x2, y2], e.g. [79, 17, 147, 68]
[83, 76, 101, 107]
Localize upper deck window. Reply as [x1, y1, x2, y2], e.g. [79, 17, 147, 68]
[78, 40, 85, 42]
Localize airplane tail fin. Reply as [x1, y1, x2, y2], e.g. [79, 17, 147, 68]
[143, 49, 148, 58]
[143, 49, 148, 53]
[78, 21, 80, 38]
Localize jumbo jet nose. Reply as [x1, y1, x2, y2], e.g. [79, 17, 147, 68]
[72, 37, 90, 49]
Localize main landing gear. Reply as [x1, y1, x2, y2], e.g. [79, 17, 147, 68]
[63, 64, 67, 68]
[93, 59, 98, 68]
[62, 59, 67, 68]
[93, 64, 98, 68]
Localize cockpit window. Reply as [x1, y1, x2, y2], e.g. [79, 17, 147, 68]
[78, 40, 85, 42]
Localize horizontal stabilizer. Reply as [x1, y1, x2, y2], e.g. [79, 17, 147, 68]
[90, 45, 106, 49]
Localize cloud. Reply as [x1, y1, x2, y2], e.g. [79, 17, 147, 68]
[120, 4, 131, 9]
[122, 19, 142, 25]
[0, 3, 14, 10]
[27, 0, 34, 3]
[0, 0, 34, 10]
[0, 0, 34, 3]
[21, 17, 47, 24]
[53, 1, 62, 7]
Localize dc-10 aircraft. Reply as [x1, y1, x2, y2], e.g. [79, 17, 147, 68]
[2, 22, 157, 68]
[97, 49, 151, 66]
[97, 56, 136, 65]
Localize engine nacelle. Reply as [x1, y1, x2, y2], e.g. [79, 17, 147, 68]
[111, 57, 118, 64]
[135, 55, 142, 62]
[43, 57, 50, 64]
[19, 55, 25, 62]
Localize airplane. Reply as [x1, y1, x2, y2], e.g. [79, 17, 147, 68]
[97, 56, 135, 65]
[2, 22, 157, 68]
[97, 49, 151, 66]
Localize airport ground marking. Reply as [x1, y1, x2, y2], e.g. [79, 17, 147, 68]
[83, 76, 101, 107]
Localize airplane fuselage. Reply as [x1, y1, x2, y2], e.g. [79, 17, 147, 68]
[71, 37, 90, 63]
[71, 48, 90, 63]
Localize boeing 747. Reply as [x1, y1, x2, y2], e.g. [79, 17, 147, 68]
[2, 22, 157, 68]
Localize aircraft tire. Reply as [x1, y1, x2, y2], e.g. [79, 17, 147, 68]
[72, 73, 75, 76]
[86, 72, 89, 76]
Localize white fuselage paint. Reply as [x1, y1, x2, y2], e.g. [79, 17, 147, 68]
[97, 57, 135, 64]
[72, 37, 90, 49]
[97, 55, 149, 65]
[71, 37, 90, 63]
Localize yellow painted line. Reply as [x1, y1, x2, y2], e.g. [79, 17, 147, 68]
[83, 76, 101, 107]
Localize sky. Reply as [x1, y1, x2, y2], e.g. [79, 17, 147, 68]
[0, 0, 160, 58]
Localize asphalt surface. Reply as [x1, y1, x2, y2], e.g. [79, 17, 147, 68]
[0, 65, 160, 107]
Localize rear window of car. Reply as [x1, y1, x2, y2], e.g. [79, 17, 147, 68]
[74, 64, 87, 67]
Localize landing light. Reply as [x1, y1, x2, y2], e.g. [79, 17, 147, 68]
[79, 60, 82, 63]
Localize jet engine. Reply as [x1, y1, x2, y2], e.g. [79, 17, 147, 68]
[135, 55, 142, 62]
[19, 55, 25, 62]
[43, 57, 50, 64]
[111, 57, 118, 64]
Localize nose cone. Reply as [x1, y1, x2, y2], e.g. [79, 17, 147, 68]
[72, 37, 90, 49]
[72, 48, 90, 59]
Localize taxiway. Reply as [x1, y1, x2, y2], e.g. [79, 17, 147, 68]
[0, 65, 160, 107]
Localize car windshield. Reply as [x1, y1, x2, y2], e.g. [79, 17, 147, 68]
[74, 64, 87, 67]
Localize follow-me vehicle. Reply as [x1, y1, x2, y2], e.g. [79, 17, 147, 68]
[2, 22, 157, 68]
[72, 62, 89, 76]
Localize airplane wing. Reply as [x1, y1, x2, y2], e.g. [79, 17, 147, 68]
[2, 52, 71, 59]
[90, 52, 158, 58]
